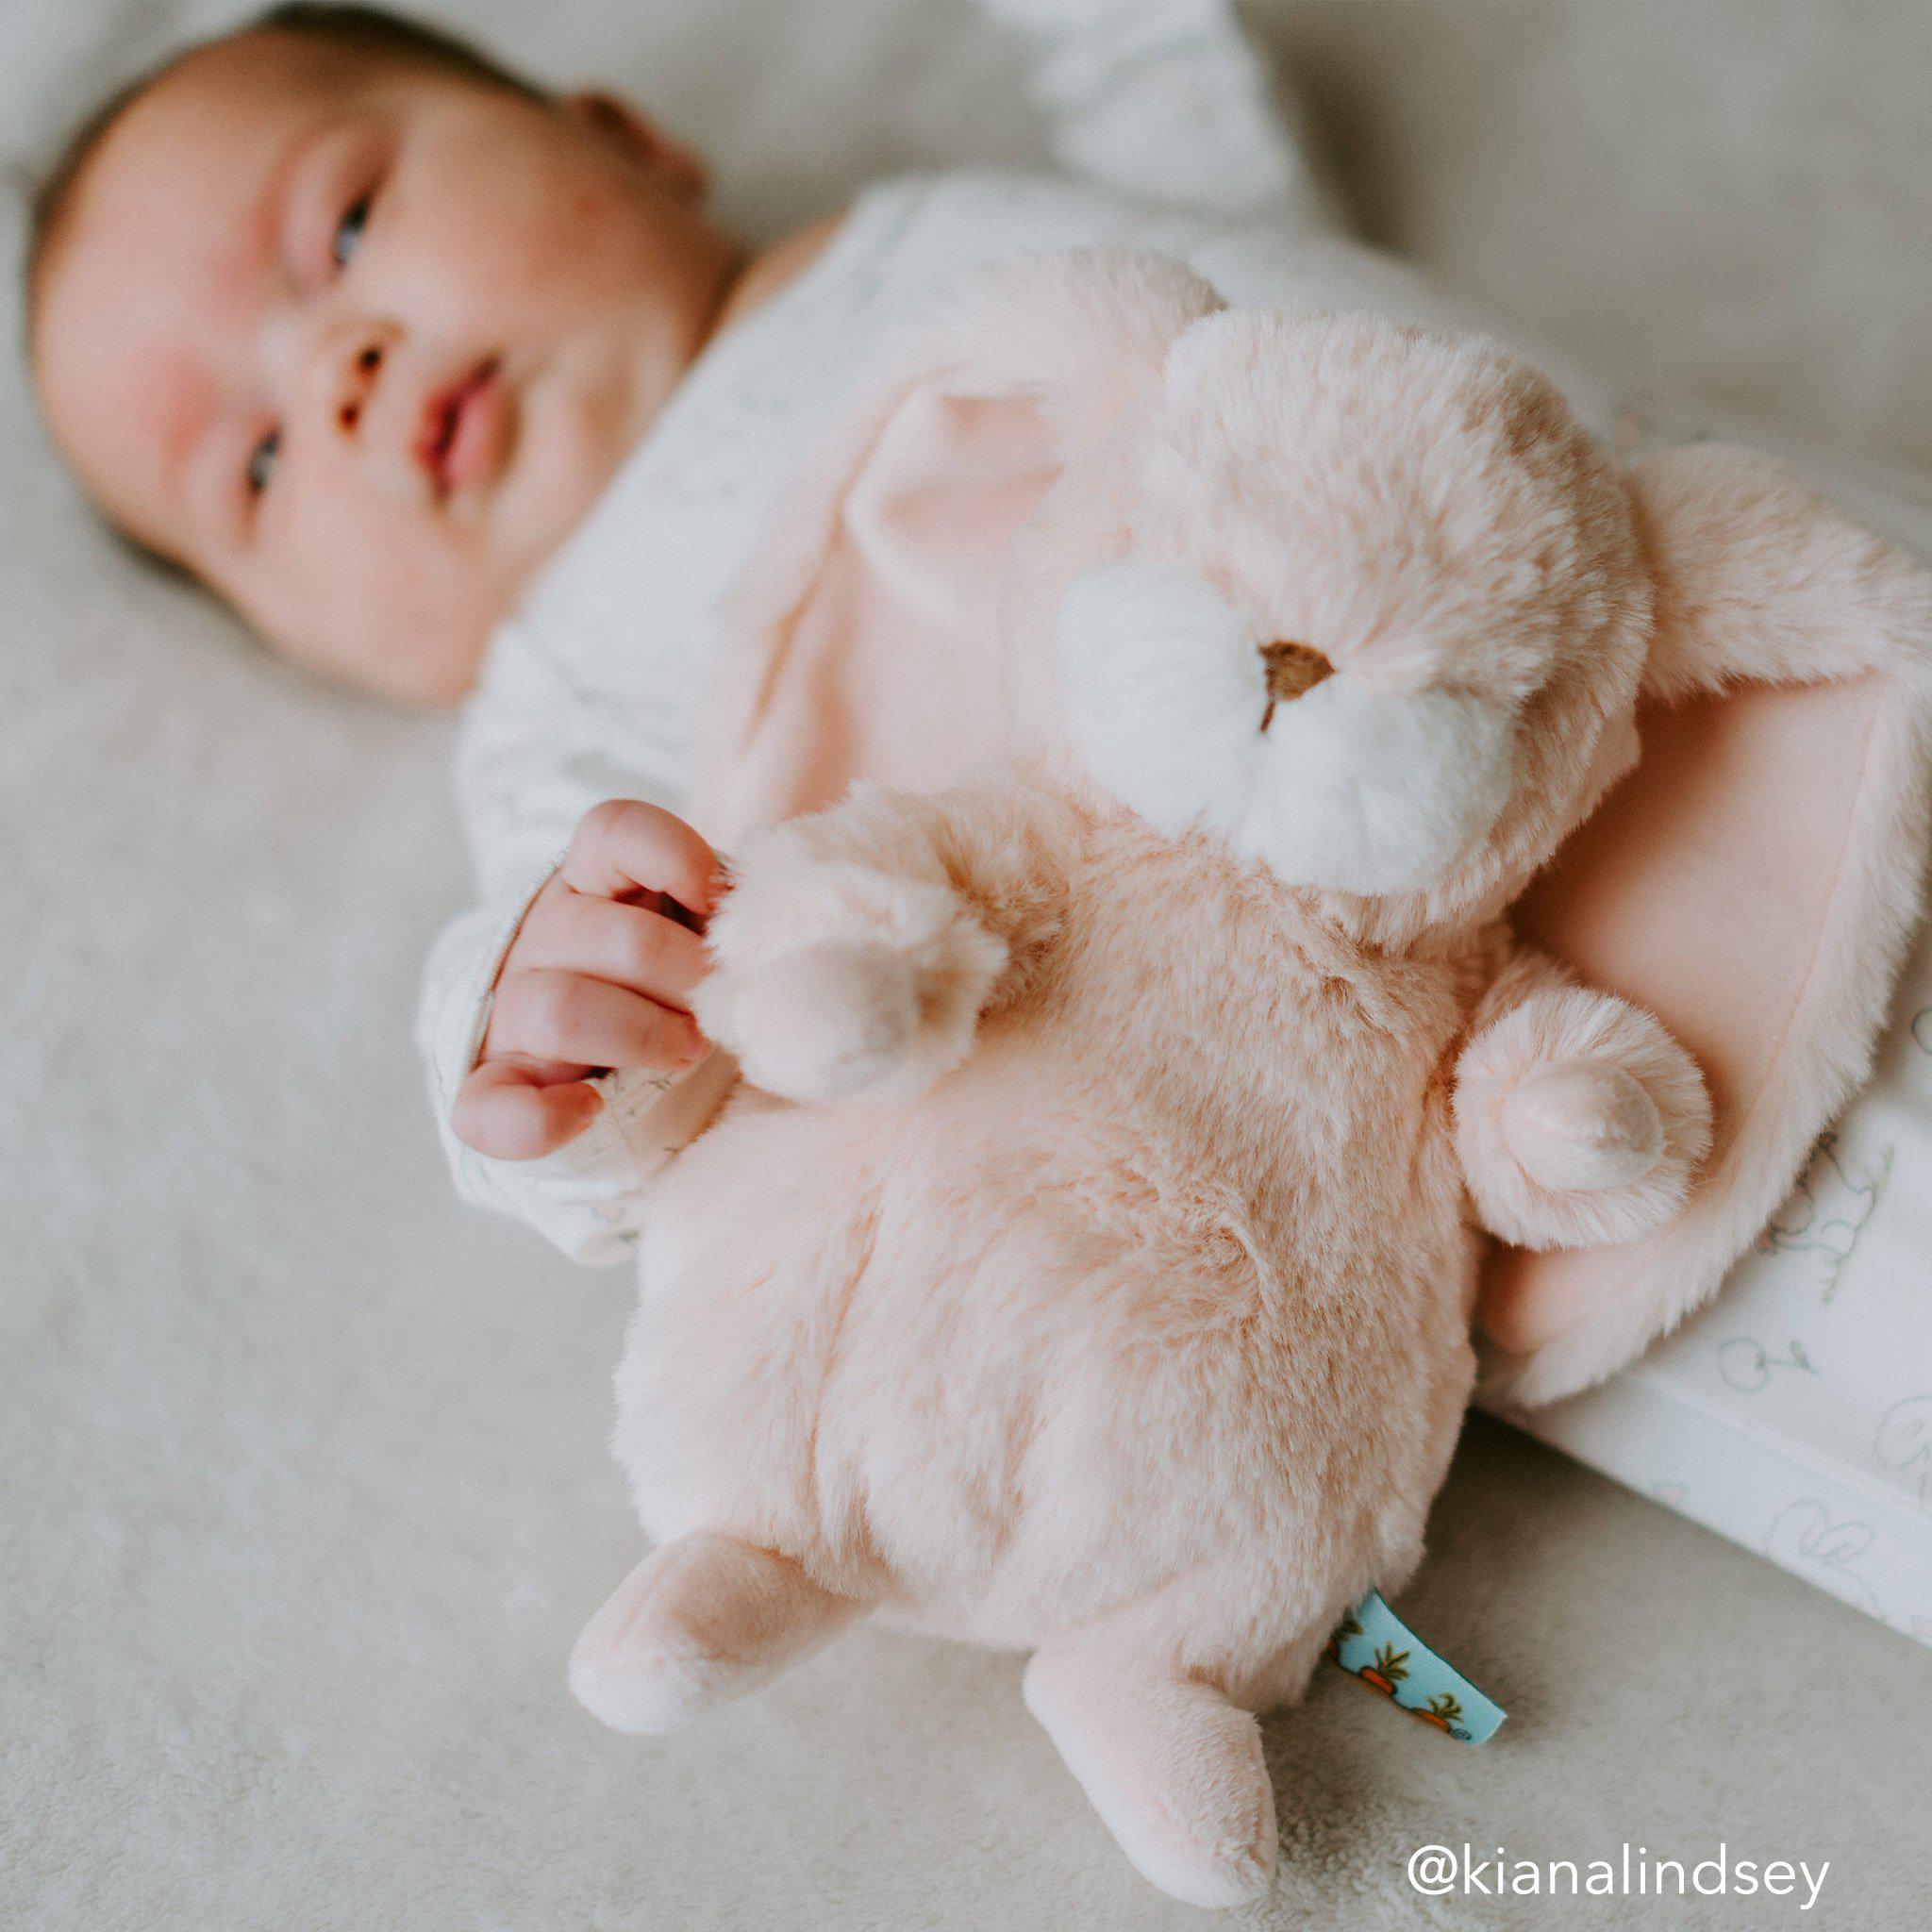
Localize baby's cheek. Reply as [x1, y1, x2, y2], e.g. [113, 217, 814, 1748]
[562, 180, 623, 242]
[470, 188, 633, 310]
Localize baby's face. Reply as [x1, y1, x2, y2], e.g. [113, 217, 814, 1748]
[33, 29, 734, 702]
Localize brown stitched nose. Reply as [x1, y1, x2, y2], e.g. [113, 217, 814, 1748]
[1259, 641, 1335, 724]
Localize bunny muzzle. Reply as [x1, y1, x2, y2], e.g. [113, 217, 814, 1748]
[1052, 557, 1517, 896]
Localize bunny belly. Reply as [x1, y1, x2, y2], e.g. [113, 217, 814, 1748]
[616, 861, 1481, 1656]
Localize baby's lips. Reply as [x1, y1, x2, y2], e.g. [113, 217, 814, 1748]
[417, 358, 510, 497]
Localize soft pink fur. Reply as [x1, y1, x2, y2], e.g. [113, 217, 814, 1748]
[1484, 453, 1932, 1400]
[571, 254, 1932, 1907]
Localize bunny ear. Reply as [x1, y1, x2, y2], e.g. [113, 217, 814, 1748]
[1632, 444, 1932, 699]
[1480, 448, 1932, 1405]
[691, 251, 1222, 848]
[890, 249, 1227, 447]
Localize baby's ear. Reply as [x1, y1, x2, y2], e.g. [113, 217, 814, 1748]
[562, 92, 708, 198]
[1630, 444, 1932, 701]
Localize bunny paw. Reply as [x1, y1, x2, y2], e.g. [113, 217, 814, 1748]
[696, 941, 926, 1104]
[1456, 987, 1711, 1251]
[695, 862, 1008, 1106]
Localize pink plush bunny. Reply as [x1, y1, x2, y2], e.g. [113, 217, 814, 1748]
[569, 254, 1932, 1907]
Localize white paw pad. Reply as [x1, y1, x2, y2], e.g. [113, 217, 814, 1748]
[1504, 1061, 1665, 1192]
[701, 942, 922, 1104]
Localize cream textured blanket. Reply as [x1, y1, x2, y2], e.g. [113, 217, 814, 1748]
[5, 5, 1930, 1926]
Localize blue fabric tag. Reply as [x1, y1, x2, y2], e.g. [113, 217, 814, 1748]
[1325, 1590, 1507, 1744]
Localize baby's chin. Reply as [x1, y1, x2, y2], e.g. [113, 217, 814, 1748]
[247, 535, 511, 706]
[382, 397, 612, 697]
[263, 602, 487, 707]
[483, 348, 638, 578]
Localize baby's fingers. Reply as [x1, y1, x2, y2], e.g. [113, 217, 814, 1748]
[563, 799, 723, 921]
[512, 891, 708, 1009]
[487, 968, 707, 1074]
[451, 1059, 605, 1161]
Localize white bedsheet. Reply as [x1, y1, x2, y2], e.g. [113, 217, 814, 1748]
[7, 6, 1932, 1928]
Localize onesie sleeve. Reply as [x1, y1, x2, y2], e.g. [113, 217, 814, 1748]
[414, 631, 702, 1267]
[987, 0, 1336, 233]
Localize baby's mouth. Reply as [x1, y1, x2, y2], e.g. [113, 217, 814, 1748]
[416, 358, 508, 500]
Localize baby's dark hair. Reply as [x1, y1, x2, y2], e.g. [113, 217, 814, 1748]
[25, 4, 540, 344]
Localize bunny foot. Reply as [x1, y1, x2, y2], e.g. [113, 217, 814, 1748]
[570, 1533, 866, 1735]
[1024, 1640, 1278, 1909]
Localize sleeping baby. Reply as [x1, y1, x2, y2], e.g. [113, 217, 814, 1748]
[25, 0, 1598, 1259]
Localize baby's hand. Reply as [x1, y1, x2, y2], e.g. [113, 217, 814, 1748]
[451, 801, 724, 1161]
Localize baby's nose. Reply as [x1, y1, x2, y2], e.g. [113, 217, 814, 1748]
[328, 327, 394, 438]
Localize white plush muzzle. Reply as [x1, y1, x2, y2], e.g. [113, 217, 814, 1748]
[1054, 559, 1516, 895]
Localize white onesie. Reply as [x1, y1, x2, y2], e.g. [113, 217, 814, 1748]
[416, 0, 1612, 1263]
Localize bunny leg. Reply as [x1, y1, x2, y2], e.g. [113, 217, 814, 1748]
[1455, 950, 1710, 1249]
[696, 783, 1073, 1105]
[1023, 1637, 1278, 1909]
[569, 1533, 869, 1735]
